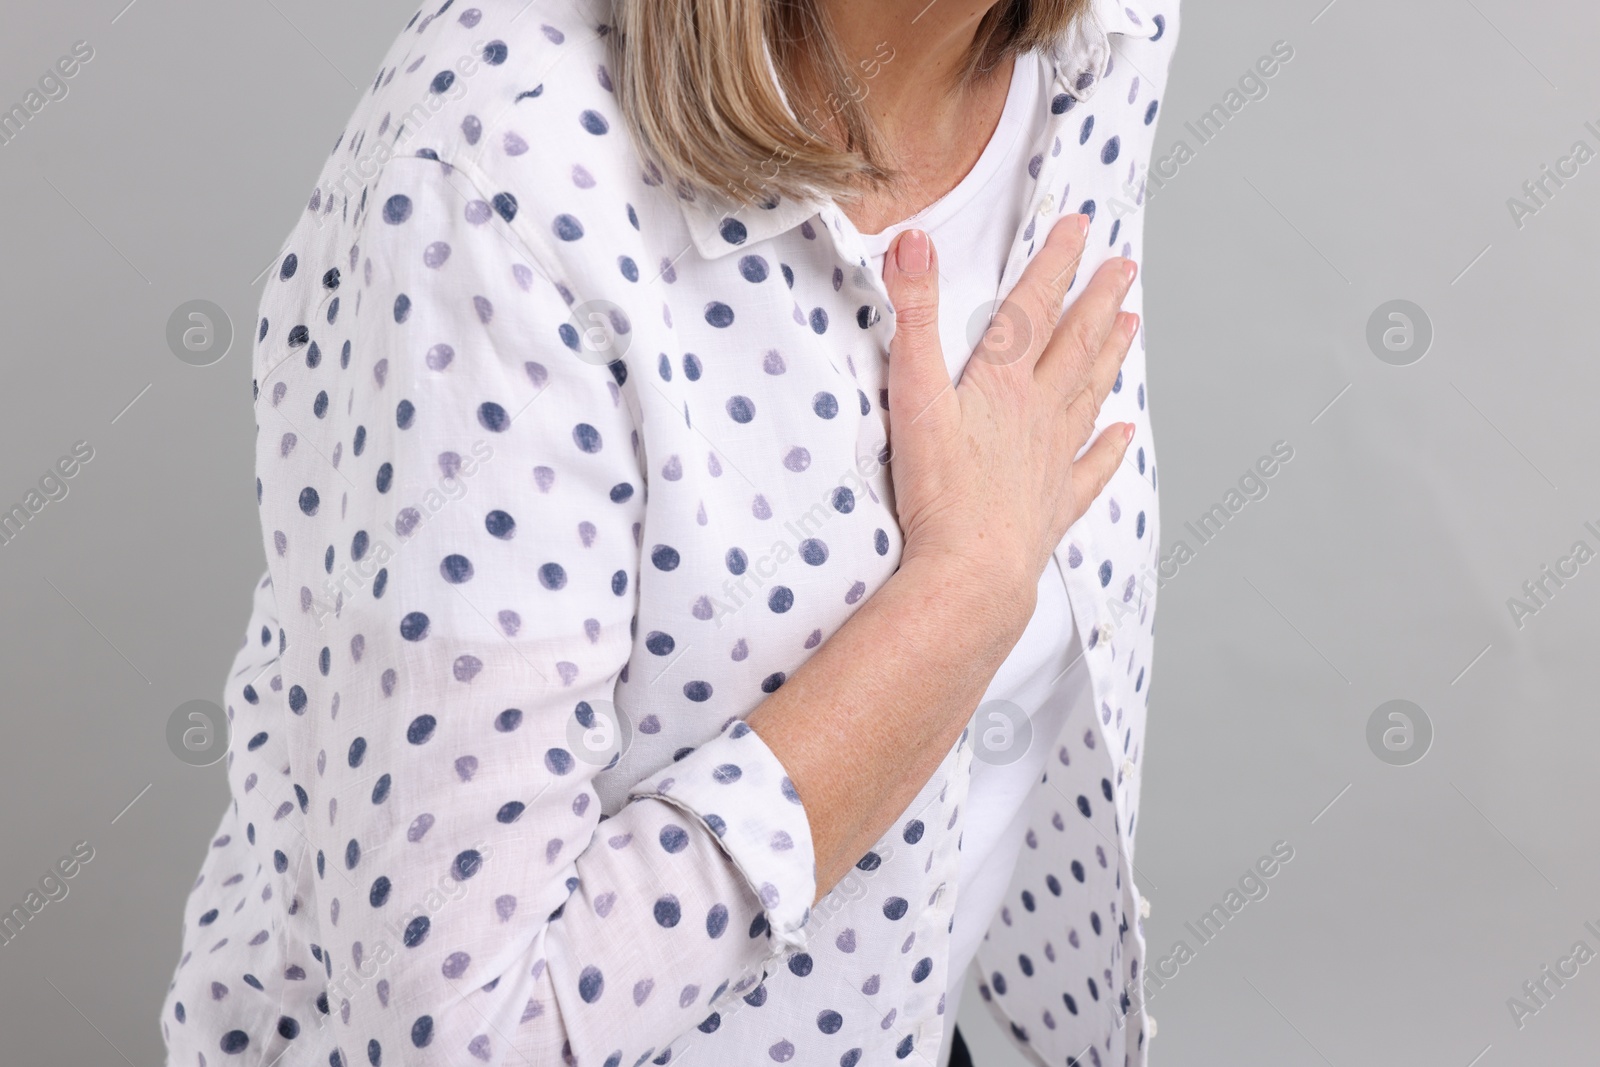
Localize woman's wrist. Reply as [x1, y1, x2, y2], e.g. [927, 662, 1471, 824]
[744, 545, 1035, 901]
[894, 547, 1038, 653]
[889, 547, 1036, 671]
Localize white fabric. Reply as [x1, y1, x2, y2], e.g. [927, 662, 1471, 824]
[848, 51, 1102, 1067]
[856, 50, 1046, 383]
[157, 1, 1180, 1065]
[853, 51, 1100, 1061]
[941, 625, 1093, 1067]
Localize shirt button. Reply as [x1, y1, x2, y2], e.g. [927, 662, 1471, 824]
[1147, 1015, 1158, 1038]
[1121, 758, 1136, 778]
[1139, 896, 1151, 919]
[1037, 193, 1055, 216]
[1098, 622, 1113, 645]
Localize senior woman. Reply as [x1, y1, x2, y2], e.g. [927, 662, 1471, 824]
[160, 1, 1178, 1065]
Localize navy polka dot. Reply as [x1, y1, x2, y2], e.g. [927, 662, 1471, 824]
[165, 15, 1167, 1065]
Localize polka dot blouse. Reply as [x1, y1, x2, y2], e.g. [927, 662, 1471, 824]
[159, 1, 1179, 1066]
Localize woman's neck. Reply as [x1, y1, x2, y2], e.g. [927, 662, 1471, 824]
[812, 0, 1015, 233]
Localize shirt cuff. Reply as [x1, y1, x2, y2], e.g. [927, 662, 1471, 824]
[628, 718, 817, 951]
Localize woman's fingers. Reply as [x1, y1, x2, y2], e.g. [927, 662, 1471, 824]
[879, 213, 1139, 590]
[1034, 257, 1137, 402]
[1059, 309, 1139, 445]
[1068, 421, 1136, 511]
[882, 229, 952, 426]
[969, 213, 1088, 371]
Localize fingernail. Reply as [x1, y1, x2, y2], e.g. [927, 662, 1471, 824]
[1123, 423, 1136, 443]
[1076, 213, 1089, 235]
[896, 229, 930, 276]
[1123, 260, 1138, 282]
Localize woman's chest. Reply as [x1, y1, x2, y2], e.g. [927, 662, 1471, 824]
[579, 124, 1153, 809]
[584, 234, 911, 806]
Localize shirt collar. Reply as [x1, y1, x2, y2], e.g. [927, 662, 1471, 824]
[1047, 0, 1165, 98]
[678, 186, 825, 262]
[677, 0, 1162, 260]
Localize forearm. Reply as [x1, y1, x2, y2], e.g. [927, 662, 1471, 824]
[746, 555, 1033, 903]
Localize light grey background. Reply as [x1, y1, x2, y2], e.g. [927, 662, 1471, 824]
[2, 1, 1596, 1064]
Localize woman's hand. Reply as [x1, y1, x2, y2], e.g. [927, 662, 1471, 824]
[746, 216, 1138, 898]
[881, 215, 1138, 627]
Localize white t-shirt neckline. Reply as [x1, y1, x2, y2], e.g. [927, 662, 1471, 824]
[856, 50, 1043, 256]
[828, 46, 1096, 1067]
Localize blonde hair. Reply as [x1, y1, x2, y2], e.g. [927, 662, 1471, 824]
[611, 0, 1087, 208]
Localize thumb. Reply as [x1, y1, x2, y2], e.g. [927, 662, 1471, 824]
[882, 229, 950, 424]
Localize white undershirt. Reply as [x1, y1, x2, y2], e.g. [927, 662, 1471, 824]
[852, 51, 1096, 1064]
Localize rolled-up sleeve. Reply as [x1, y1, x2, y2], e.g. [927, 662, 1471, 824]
[269, 155, 816, 1067]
